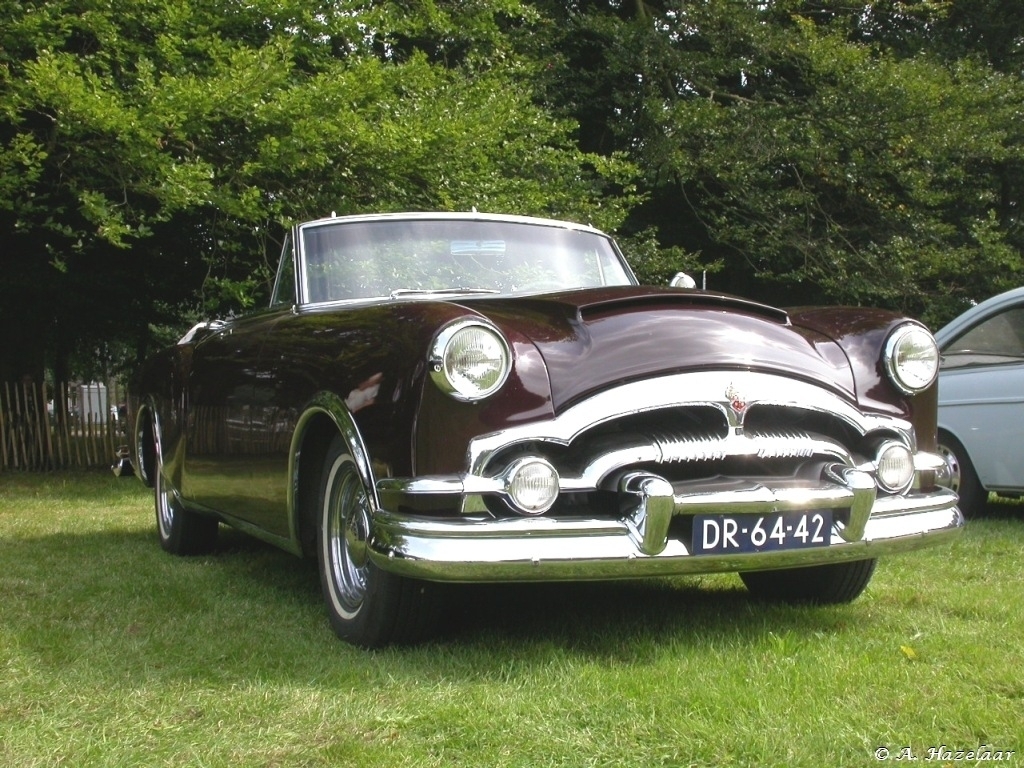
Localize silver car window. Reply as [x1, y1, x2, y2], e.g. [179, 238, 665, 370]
[942, 307, 1024, 367]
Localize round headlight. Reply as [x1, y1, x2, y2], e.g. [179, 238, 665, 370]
[875, 441, 915, 493]
[505, 458, 559, 515]
[430, 320, 511, 401]
[884, 324, 939, 394]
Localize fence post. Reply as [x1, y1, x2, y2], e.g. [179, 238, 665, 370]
[0, 383, 8, 471]
[30, 380, 47, 470]
[0, 379, 129, 472]
[11, 382, 27, 469]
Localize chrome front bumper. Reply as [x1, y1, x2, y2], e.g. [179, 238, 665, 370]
[367, 483, 963, 582]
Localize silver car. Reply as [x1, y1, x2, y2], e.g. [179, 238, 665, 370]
[936, 286, 1024, 516]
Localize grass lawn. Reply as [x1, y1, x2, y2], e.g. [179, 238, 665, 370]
[1, 471, 1022, 767]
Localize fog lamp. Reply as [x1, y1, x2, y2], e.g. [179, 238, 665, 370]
[876, 441, 915, 493]
[505, 458, 559, 515]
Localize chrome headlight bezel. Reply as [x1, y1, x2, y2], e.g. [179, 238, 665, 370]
[883, 324, 939, 395]
[875, 440, 916, 494]
[429, 319, 512, 402]
[503, 457, 560, 515]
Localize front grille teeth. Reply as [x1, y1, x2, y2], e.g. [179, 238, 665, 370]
[651, 431, 730, 462]
[650, 430, 841, 463]
[565, 429, 855, 490]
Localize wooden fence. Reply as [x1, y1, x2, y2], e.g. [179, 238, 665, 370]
[0, 381, 130, 472]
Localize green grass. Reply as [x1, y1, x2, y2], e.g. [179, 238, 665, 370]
[1, 472, 1022, 767]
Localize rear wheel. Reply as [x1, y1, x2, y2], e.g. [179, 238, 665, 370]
[317, 434, 437, 647]
[937, 431, 987, 517]
[154, 456, 218, 555]
[740, 559, 877, 604]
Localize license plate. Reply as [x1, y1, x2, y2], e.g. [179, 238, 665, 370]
[692, 510, 833, 555]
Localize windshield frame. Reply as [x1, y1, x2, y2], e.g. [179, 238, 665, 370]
[291, 213, 637, 307]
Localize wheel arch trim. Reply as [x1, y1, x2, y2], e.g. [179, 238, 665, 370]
[287, 391, 378, 555]
[134, 397, 181, 491]
[133, 400, 157, 487]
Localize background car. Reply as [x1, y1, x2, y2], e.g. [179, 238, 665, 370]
[129, 212, 962, 647]
[936, 286, 1024, 516]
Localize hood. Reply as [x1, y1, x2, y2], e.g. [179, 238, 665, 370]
[460, 286, 856, 412]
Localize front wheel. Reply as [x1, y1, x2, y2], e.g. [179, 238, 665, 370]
[740, 559, 877, 604]
[317, 435, 437, 647]
[937, 432, 987, 517]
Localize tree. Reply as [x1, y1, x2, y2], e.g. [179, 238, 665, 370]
[4, 0, 1021, 390]
[531, 0, 1024, 325]
[0, 0, 638, 384]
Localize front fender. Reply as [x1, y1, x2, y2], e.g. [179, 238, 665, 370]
[286, 391, 377, 553]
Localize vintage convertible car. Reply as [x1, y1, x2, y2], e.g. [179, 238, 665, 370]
[129, 212, 963, 646]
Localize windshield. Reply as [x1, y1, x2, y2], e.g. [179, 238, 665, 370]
[298, 218, 634, 303]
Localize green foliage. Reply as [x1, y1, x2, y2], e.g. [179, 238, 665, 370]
[536, 0, 1024, 322]
[618, 227, 719, 287]
[1, 0, 1022, 380]
[0, 0, 637, 382]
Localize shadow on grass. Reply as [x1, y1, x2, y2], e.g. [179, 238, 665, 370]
[208, 527, 870, 665]
[208, 527, 865, 658]
[982, 496, 1024, 520]
[438, 578, 846, 652]
[2, 511, 1003, 681]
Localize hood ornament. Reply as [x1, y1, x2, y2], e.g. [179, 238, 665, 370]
[725, 383, 749, 431]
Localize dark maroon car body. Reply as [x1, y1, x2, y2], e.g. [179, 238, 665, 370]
[130, 212, 962, 646]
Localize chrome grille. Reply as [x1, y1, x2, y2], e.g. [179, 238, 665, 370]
[651, 429, 833, 463]
[466, 370, 916, 496]
[556, 426, 854, 491]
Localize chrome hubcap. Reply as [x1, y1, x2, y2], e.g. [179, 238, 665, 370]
[155, 466, 175, 539]
[937, 444, 961, 494]
[326, 458, 371, 616]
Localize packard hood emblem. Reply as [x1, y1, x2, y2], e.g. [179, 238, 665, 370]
[725, 383, 748, 428]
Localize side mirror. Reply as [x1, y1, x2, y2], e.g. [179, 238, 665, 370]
[669, 272, 697, 289]
[177, 318, 228, 346]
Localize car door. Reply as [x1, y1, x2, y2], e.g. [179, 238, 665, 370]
[182, 310, 285, 521]
[939, 303, 1024, 493]
[180, 233, 301, 535]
